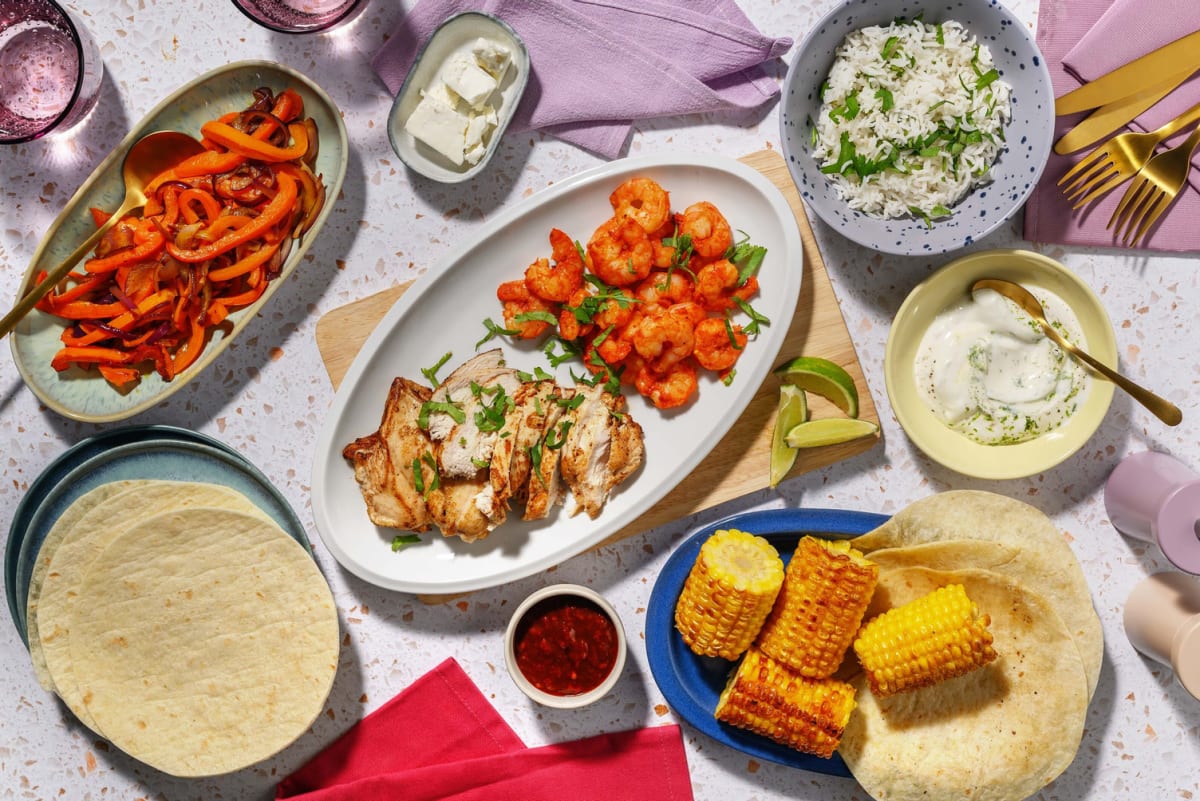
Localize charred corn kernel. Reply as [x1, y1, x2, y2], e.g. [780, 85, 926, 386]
[715, 648, 856, 759]
[853, 583, 998, 697]
[755, 537, 878, 678]
[675, 529, 784, 660]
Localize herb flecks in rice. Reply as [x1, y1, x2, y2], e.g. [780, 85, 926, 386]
[812, 19, 1012, 221]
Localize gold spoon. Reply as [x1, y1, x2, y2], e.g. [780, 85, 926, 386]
[972, 278, 1182, 426]
[0, 130, 207, 339]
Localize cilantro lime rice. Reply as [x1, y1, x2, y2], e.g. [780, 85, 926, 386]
[813, 19, 1012, 222]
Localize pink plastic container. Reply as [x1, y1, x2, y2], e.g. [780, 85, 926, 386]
[1123, 572, 1200, 702]
[1104, 451, 1200, 574]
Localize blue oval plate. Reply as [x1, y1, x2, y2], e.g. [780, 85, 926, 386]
[7, 431, 310, 647]
[645, 507, 889, 776]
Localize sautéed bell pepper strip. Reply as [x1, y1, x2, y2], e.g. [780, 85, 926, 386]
[165, 172, 298, 263]
[199, 120, 309, 163]
[40, 86, 320, 387]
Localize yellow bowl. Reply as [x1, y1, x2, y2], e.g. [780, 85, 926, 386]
[884, 249, 1116, 479]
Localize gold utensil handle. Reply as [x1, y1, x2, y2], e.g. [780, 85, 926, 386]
[1155, 100, 1200, 140]
[0, 207, 129, 340]
[1039, 322, 1182, 426]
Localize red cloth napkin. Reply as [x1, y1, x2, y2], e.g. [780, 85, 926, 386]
[276, 658, 695, 801]
[370, 0, 791, 159]
[1023, 0, 1200, 251]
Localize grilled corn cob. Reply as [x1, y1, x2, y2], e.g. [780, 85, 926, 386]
[853, 582, 998, 697]
[715, 648, 856, 758]
[755, 537, 878, 678]
[675, 529, 784, 660]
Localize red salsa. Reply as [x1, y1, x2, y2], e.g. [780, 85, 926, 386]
[513, 595, 619, 696]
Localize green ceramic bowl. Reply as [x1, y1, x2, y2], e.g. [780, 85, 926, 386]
[10, 60, 348, 423]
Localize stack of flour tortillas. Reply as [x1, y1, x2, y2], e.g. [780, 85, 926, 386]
[839, 490, 1102, 801]
[25, 480, 340, 777]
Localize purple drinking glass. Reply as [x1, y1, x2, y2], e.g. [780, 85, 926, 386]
[0, 0, 103, 144]
[230, 0, 366, 34]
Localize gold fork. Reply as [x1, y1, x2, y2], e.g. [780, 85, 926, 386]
[1108, 123, 1200, 246]
[1058, 100, 1200, 208]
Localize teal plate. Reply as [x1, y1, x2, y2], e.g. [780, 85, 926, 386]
[9, 60, 349, 423]
[8, 433, 310, 647]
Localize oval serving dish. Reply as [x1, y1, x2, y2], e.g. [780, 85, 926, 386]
[387, 11, 529, 183]
[10, 60, 349, 423]
[311, 153, 803, 595]
[885, 249, 1117, 479]
[645, 507, 890, 776]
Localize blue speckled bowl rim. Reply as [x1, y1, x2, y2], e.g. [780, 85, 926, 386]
[646, 507, 890, 776]
[778, 0, 1055, 255]
[7, 433, 311, 648]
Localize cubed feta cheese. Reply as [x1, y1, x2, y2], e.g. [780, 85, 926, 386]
[442, 54, 498, 109]
[405, 85, 468, 165]
[472, 37, 511, 80]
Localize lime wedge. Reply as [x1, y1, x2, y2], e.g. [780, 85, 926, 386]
[784, 418, 879, 449]
[769, 385, 809, 487]
[774, 356, 860, 418]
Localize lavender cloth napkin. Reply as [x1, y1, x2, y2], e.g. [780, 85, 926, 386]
[370, 0, 792, 159]
[1023, 0, 1200, 252]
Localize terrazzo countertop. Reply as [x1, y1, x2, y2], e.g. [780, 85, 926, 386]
[2, 1, 1198, 799]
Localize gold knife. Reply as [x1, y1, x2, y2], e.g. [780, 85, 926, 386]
[1054, 67, 1197, 153]
[1055, 28, 1200, 115]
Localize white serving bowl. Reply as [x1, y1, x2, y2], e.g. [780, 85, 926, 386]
[387, 12, 528, 183]
[504, 584, 627, 709]
[779, 0, 1054, 255]
[884, 249, 1117, 479]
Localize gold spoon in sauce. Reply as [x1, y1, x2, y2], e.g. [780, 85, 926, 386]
[973, 278, 1182, 426]
[0, 130, 207, 339]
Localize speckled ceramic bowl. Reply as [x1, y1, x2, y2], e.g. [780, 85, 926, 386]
[504, 584, 627, 709]
[779, 0, 1053, 255]
[9, 60, 348, 423]
[884, 249, 1117, 479]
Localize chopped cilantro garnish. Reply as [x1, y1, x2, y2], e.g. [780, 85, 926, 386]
[421, 351, 453, 387]
[391, 534, 421, 552]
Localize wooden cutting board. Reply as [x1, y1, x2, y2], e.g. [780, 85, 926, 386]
[315, 149, 880, 589]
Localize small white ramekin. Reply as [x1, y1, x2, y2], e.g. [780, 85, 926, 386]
[503, 583, 627, 709]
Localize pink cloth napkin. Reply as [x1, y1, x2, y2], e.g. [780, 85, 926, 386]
[1023, 0, 1200, 251]
[276, 658, 695, 801]
[371, 0, 792, 159]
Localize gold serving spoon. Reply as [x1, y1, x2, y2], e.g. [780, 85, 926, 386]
[0, 130, 207, 339]
[973, 278, 1181, 426]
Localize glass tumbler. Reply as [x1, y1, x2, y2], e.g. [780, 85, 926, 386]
[0, 0, 103, 143]
[230, 0, 366, 34]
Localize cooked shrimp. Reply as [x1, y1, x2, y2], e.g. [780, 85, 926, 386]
[587, 216, 653, 287]
[695, 259, 760, 312]
[693, 317, 748, 372]
[591, 290, 636, 331]
[559, 287, 595, 341]
[525, 228, 584, 303]
[636, 362, 698, 409]
[630, 303, 695, 374]
[679, 201, 733, 260]
[609, 177, 671, 234]
[497, 279, 555, 339]
[635, 270, 695, 309]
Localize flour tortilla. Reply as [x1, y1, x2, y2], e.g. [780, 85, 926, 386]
[67, 506, 339, 777]
[839, 566, 1088, 801]
[26, 480, 136, 693]
[34, 480, 270, 731]
[851, 490, 1102, 699]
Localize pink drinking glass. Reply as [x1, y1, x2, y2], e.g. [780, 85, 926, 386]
[0, 0, 103, 144]
[230, 0, 366, 34]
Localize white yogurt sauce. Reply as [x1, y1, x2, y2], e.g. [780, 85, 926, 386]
[913, 287, 1090, 445]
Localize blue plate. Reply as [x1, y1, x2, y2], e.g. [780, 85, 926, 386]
[8, 431, 309, 647]
[645, 507, 890, 776]
[5, 425, 243, 625]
